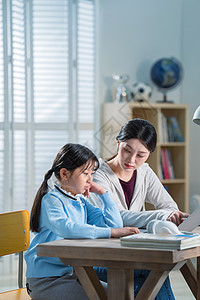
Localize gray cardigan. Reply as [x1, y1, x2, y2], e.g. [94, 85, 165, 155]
[88, 159, 178, 228]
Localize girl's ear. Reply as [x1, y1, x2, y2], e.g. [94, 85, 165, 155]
[60, 168, 70, 180]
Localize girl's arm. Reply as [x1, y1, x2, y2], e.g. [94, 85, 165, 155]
[84, 192, 123, 228]
[111, 226, 140, 237]
[41, 194, 112, 239]
[83, 181, 123, 228]
[41, 192, 138, 240]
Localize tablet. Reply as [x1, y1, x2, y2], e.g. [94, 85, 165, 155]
[178, 207, 200, 231]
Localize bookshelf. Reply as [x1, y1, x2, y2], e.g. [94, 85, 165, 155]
[101, 102, 189, 212]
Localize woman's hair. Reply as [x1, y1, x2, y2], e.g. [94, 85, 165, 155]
[116, 118, 157, 153]
[30, 143, 99, 233]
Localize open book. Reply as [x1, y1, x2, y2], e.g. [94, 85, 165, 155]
[120, 231, 200, 250]
[120, 209, 200, 250]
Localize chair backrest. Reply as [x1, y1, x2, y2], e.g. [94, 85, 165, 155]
[0, 210, 30, 288]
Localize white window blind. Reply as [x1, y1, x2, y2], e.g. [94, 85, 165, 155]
[32, 0, 96, 193]
[77, 0, 95, 124]
[79, 130, 94, 150]
[34, 131, 68, 188]
[12, 0, 28, 211]
[33, 0, 69, 123]
[77, 0, 95, 151]
[0, 0, 96, 213]
[1, 0, 97, 282]
[12, 0, 26, 123]
[13, 131, 27, 210]
[32, 0, 69, 193]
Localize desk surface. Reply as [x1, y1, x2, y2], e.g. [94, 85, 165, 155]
[37, 238, 200, 264]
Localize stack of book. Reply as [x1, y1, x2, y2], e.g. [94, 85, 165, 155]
[160, 148, 175, 180]
[120, 208, 200, 250]
[160, 114, 184, 143]
[120, 232, 200, 250]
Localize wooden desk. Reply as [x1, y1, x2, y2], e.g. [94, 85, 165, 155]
[37, 238, 200, 300]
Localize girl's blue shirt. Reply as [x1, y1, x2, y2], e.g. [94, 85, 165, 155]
[25, 188, 123, 278]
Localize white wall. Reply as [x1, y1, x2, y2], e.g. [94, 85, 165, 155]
[98, 0, 200, 200]
[99, 0, 183, 103]
[181, 0, 200, 199]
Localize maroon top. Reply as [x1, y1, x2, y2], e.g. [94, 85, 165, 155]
[119, 170, 137, 209]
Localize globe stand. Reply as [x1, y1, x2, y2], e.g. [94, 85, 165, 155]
[156, 93, 174, 103]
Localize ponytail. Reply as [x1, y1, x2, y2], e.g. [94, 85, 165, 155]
[30, 168, 54, 232]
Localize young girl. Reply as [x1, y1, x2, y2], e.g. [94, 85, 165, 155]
[25, 143, 139, 300]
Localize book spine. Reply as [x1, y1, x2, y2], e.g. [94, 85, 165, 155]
[167, 117, 173, 142]
[161, 113, 168, 143]
[164, 149, 175, 179]
[171, 116, 184, 142]
[161, 149, 169, 179]
[158, 112, 163, 143]
[167, 149, 175, 179]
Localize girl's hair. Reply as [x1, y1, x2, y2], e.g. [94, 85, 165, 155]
[116, 118, 157, 153]
[30, 143, 99, 233]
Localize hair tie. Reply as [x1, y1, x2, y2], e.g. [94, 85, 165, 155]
[44, 168, 54, 181]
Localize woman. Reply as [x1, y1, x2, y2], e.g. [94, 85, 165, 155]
[88, 119, 189, 299]
[89, 118, 189, 230]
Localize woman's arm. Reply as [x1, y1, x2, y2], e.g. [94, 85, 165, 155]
[145, 167, 179, 211]
[144, 167, 190, 226]
[120, 209, 172, 227]
[89, 167, 176, 228]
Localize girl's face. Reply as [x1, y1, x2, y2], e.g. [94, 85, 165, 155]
[117, 138, 150, 172]
[60, 162, 95, 196]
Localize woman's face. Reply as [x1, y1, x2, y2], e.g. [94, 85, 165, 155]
[117, 138, 150, 172]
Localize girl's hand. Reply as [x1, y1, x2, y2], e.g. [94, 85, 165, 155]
[83, 181, 106, 197]
[111, 227, 140, 238]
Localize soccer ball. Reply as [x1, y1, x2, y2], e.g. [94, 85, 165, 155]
[131, 82, 152, 102]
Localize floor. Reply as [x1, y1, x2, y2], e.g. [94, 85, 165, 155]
[170, 270, 195, 299]
[0, 270, 196, 299]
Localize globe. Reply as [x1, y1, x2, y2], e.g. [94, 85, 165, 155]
[150, 57, 183, 102]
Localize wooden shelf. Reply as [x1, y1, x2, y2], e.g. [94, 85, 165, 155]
[159, 142, 185, 147]
[161, 179, 186, 184]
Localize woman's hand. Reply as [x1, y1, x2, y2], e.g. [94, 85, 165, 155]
[167, 210, 189, 226]
[83, 181, 106, 197]
[111, 227, 140, 238]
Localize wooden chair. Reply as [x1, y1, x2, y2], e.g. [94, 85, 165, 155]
[0, 210, 31, 300]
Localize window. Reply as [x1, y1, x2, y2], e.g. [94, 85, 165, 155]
[0, 0, 96, 213]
